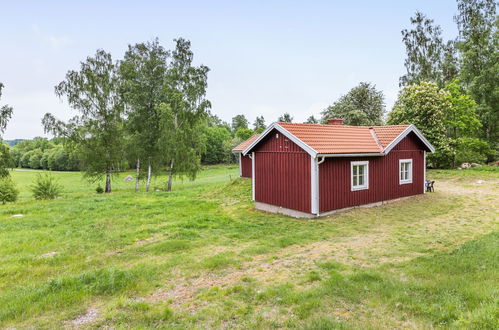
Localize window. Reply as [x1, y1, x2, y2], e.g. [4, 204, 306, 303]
[399, 159, 413, 184]
[351, 161, 369, 191]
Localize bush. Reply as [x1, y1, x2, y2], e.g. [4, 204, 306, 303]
[96, 186, 104, 194]
[0, 177, 19, 204]
[31, 174, 63, 200]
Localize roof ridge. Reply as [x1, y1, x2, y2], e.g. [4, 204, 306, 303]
[369, 127, 384, 151]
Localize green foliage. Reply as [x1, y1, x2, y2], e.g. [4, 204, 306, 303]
[452, 137, 491, 165]
[0, 83, 13, 138]
[96, 185, 104, 194]
[455, 0, 498, 147]
[231, 114, 249, 131]
[119, 39, 169, 182]
[0, 176, 18, 204]
[321, 82, 385, 126]
[43, 49, 125, 193]
[202, 126, 232, 164]
[0, 144, 13, 178]
[253, 115, 266, 131]
[11, 139, 78, 171]
[0, 83, 13, 178]
[400, 12, 447, 87]
[277, 112, 293, 123]
[388, 82, 449, 166]
[305, 115, 318, 124]
[389, 81, 491, 167]
[31, 174, 63, 200]
[159, 38, 211, 190]
[235, 127, 253, 141]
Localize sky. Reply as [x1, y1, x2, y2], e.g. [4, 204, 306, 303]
[0, 0, 459, 140]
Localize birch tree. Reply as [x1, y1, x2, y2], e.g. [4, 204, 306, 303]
[0, 83, 13, 139]
[161, 38, 210, 191]
[119, 39, 169, 192]
[0, 83, 14, 177]
[43, 50, 125, 193]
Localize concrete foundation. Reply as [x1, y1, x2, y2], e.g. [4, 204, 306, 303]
[255, 195, 418, 218]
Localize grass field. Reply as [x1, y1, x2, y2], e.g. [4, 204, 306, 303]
[1, 165, 498, 328]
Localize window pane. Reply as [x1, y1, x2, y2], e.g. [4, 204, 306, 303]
[353, 175, 357, 186]
[359, 165, 364, 175]
[359, 175, 363, 186]
[353, 166, 357, 176]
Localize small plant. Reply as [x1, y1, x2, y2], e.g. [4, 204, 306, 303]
[0, 177, 19, 204]
[96, 185, 104, 194]
[31, 174, 63, 200]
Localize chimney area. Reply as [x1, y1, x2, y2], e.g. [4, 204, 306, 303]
[327, 118, 344, 125]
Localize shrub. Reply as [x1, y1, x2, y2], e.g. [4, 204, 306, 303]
[96, 185, 104, 194]
[31, 174, 63, 200]
[0, 177, 19, 204]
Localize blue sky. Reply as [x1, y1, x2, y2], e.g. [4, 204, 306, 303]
[1, 0, 459, 139]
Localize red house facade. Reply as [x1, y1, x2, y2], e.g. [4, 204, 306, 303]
[243, 120, 434, 218]
[232, 134, 260, 178]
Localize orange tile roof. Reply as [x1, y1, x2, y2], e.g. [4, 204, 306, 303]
[232, 134, 261, 152]
[277, 122, 410, 154]
[372, 125, 410, 148]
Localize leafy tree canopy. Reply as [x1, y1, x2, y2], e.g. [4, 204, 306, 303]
[253, 115, 266, 132]
[400, 12, 447, 87]
[0, 83, 13, 139]
[277, 113, 293, 123]
[321, 82, 385, 126]
[43, 49, 125, 193]
[305, 115, 319, 124]
[231, 114, 249, 131]
[388, 82, 449, 166]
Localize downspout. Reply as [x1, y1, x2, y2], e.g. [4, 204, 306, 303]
[311, 156, 325, 216]
[251, 152, 255, 201]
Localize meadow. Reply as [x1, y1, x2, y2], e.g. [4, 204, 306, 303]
[0, 165, 497, 329]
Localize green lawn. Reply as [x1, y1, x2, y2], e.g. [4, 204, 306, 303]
[1, 165, 498, 328]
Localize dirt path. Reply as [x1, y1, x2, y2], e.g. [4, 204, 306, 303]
[148, 177, 499, 310]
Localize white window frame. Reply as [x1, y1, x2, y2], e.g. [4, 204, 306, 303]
[351, 161, 369, 191]
[399, 159, 413, 184]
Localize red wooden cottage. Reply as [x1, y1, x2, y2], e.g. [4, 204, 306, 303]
[242, 119, 435, 218]
[232, 134, 260, 178]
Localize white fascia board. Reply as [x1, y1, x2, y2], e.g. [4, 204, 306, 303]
[242, 122, 317, 157]
[241, 123, 277, 156]
[383, 125, 435, 154]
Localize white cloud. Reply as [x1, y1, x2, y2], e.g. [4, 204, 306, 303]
[32, 24, 71, 50]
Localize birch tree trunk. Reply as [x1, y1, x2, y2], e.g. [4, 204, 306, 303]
[135, 158, 140, 192]
[146, 158, 152, 192]
[167, 159, 174, 191]
[105, 169, 112, 193]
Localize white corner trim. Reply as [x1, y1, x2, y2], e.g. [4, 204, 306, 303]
[241, 122, 317, 157]
[423, 151, 427, 193]
[310, 156, 319, 215]
[351, 161, 369, 191]
[399, 158, 413, 184]
[239, 153, 242, 177]
[383, 125, 436, 154]
[251, 152, 255, 201]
